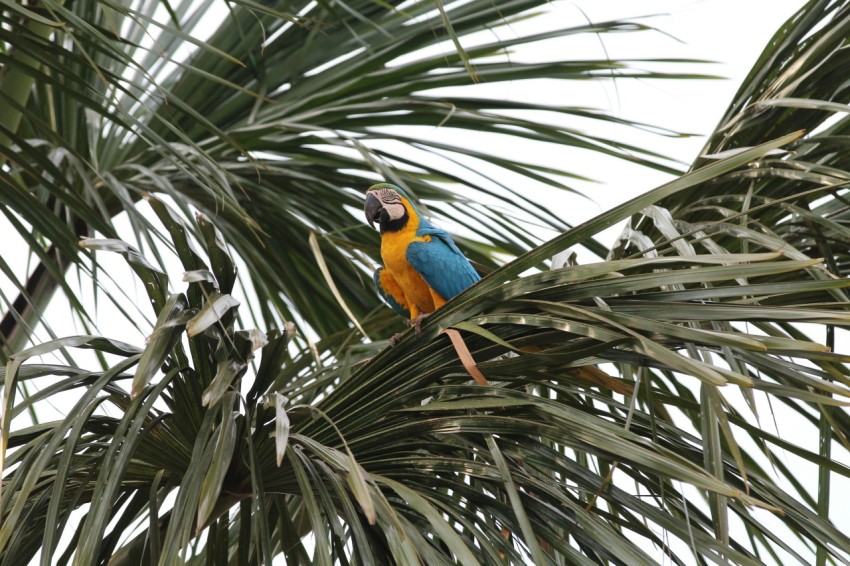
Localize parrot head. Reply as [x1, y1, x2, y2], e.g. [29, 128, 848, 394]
[364, 183, 417, 233]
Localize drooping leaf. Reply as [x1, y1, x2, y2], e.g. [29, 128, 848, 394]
[132, 293, 191, 398]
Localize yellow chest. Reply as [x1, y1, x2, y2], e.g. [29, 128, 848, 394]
[380, 229, 435, 313]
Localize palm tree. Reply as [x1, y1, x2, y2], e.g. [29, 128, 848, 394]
[2, 0, 849, 563]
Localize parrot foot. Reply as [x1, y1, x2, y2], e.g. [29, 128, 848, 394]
[410, 313, 430, 335]
[389, 314, 430, 347]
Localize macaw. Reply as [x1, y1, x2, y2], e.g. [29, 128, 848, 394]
[364, 183, 480, 340]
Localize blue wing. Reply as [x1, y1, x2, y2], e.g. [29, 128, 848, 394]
[406, 226, 480, 301]
[373, 268, 410, 318]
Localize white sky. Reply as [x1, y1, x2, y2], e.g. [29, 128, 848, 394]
[445, 0, 811, 248]
[549, 0, 803, 183]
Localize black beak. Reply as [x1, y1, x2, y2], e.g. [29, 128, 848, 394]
[364, 193, 382, 229]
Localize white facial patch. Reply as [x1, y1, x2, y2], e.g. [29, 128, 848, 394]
[383, 201, 405, 220]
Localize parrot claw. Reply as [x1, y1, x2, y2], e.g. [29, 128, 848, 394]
[411, 313, 430, 335]
[389, 314, 429, 347]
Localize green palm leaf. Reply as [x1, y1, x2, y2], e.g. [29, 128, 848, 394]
[2, 133, 845, 564]
[4, 0, 850, 564]
[0, 0, 694, 353]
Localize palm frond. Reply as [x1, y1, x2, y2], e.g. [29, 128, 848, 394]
[0, 0, 699, 356]
[646, 0, 850, 278]
[5, 0, 850, 564]
[5, 134, 849, 563]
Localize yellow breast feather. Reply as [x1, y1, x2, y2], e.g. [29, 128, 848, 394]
[379, 200, 440, 317]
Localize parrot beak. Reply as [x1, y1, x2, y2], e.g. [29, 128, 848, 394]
[364, 192, 382, 229]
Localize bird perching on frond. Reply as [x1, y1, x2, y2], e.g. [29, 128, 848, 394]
[364, 183, 480, 345]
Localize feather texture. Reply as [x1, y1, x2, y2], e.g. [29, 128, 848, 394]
[367, 184, 480, 321]
[374, 267, 411, 318]
[406, 227, 480, 302]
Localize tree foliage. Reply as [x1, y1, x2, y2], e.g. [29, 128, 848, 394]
[2, 0, 850, 564]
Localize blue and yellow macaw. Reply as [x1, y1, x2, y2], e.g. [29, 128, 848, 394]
[364, 183, 480, 340]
